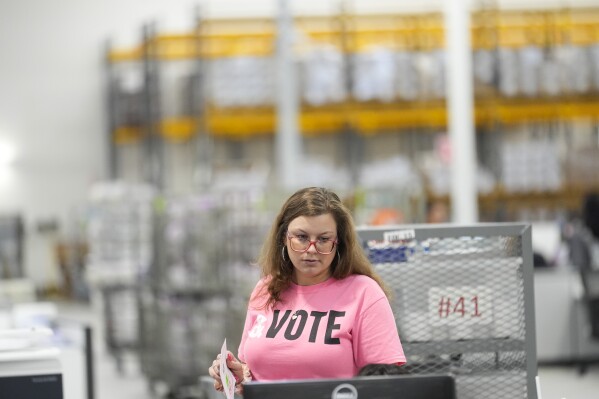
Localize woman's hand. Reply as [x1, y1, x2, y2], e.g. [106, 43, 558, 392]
[207, 351, 249, 394]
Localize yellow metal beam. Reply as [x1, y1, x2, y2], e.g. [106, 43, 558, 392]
[159, 117, 198, 142]
[485, 99, 599, 125]
[107, 47, 143, 62]
[206, 107, 275, 139]
[428, 183, 599, 214]
[113, 126, 143, 144]
[114, 98, 599, 142]
[204, 98, 599, 138]
[106, 8, 599, 62]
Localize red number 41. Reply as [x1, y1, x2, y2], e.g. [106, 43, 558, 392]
[438, 295, 482, 318]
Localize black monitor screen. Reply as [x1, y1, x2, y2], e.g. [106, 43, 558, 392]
[243, 374, 455, 399]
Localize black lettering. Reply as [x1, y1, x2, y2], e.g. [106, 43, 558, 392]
[284, 310, 308, 340]
[325, 310, 345, 344]
[309, 311, 327, 343]
[266, 309, 292, 338]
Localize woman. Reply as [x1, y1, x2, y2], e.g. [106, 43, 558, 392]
[208, 187, 405, 393]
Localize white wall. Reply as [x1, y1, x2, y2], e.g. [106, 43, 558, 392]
[0, 0, 597, 287]
[0, 0, 201, 287]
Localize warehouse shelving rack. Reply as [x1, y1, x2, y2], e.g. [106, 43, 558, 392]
[107, 9, 599, 134]
[105, 5, 599, 218]
[106, 20, 203, 189]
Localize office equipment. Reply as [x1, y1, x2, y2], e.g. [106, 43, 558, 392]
[243, 374, 456, 399]
[0, 328, 63, 399]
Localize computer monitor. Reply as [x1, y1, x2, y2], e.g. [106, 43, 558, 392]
[242, 374, 455, 399]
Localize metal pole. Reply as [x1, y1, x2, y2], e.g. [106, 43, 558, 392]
[105, 40, 118, 180]
[339, 1, 362, 188]
[520, 225, 539, 399]
[192, 6, 213, 190]
[142, 23, 164, 190]
[85, 325, 95, 399]
[275, 0, 302, 190]
[444, 0, 478, 223]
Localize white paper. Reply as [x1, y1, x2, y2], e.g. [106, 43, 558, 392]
[220, 339, 236, 399]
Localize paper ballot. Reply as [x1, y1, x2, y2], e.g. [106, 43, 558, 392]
[220, 339, 236, 399]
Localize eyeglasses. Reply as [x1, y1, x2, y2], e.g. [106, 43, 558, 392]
[286, 233, 338, 255]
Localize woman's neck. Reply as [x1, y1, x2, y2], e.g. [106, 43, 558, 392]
[292, 272, 331, 286]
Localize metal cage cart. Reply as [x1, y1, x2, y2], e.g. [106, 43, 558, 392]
[85, 182, 155, 373]
[137, 190, 271, 398]
[138, 287, 245, 398]
[100, 282, 141, 373]
[357, 223, 538, 399]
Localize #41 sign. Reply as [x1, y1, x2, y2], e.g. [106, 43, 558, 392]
[428, 286, 493, 327]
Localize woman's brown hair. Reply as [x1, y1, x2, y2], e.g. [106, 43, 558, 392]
[255, 187, 390, 309]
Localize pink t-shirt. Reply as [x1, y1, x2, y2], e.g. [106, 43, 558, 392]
[238, 274, 406, 381]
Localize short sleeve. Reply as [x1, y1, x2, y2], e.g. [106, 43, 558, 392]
[352, 295, 406, 368]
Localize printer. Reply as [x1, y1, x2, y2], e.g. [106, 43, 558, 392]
[0, 327, 63, 399]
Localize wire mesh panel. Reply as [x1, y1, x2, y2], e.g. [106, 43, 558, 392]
[138, 288, 246, 391]
[101, 284, 140, 373]
[137, 189, 271, 396]
[357, 224, 537, 399]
